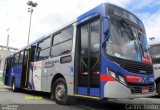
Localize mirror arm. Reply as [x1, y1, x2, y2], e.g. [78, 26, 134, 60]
[102, 16, 110, 47]
[102, 32, 110, 47]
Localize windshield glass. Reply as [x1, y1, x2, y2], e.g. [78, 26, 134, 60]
[138, 31, 148, 55]
[106, 18, 149, 62]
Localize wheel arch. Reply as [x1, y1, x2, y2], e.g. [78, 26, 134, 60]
[156, 77, 160, 85]
[11, 75, 15, 86]
[50, 73, 66, 92]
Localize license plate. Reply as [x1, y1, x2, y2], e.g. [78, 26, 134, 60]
[142, 88, 149, 94]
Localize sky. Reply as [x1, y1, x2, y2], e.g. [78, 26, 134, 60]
[0, 0, 160, 49]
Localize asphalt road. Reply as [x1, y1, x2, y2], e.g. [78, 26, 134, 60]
[0, 84, 160, 110]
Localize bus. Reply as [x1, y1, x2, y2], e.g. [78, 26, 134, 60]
[3, 3, 155, 104]
[150, 42, 160, 96]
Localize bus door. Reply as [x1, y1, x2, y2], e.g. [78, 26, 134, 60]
[20, 49, 29, 88]
[20, 49, 28, 88]
[21, 45, 36, 88]
[76, 19, 100, 97]
[4, 58, 12, 85]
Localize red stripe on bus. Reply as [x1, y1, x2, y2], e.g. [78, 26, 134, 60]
[100, 74, 115, 82]
[125, 75, 141, 83]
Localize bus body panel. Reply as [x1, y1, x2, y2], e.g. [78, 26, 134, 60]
[31, 61, 42, 91]
[153, 64, 160, 81]
[13, 65, 22, 88]
[7, 66, 22, 88]
[36, 55, 74, 94]
[103, 81, 155, 98]
[77, 4, 106, 25]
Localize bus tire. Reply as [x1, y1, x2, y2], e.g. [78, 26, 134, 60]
[157, 82, 160, 96]
[12, 79, 18, 92]
[52, 78, 71, 105]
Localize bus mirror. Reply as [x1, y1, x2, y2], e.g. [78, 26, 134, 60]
[104, 29, 109, 35]
[102, 31, 110, 48]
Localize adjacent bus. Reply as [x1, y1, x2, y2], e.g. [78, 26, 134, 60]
[150, 42, 160, 96]
[3, 3, 155, 104]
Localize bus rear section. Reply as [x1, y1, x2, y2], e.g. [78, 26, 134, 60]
[3, 57, 13, 86]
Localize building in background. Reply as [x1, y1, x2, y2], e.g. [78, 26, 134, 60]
[0, 45, 18, 71]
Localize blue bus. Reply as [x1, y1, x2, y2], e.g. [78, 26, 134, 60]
[3, 3, 155, 104]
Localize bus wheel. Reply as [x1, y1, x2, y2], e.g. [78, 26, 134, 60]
[12, 79, 17, 92]
[157, 82, 160, 96]
[52, 78, 70, 105]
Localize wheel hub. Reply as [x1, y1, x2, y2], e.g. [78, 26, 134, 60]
[55, 83, 65, 101]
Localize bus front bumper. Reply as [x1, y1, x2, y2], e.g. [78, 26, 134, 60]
[103, 81, 156, 99]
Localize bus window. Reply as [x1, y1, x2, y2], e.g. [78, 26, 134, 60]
[39, 48, 50, 60]
[36, 37, 51, 61]
[51, 26, 73, 57]
[14, 53, 20, 66]
[51, 40, 72, 57]
[53, 26, 73, 44]
[19, 51, 24, 64]
[38, 37, 51, 50]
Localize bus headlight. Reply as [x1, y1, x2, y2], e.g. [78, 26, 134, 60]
[108, 70, 117, 79]
[108, 69, 127, 85]
[118, 75, 126, 85]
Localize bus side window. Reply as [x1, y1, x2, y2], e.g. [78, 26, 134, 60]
[36, 37, 51, 61]
[14, 53, 20, 66]
[19, 51, 24, 64]
[36, 47, 41, 60]
[51, 26, 73, 57]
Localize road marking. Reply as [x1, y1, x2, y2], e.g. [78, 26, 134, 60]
[25, 95, 43, 100]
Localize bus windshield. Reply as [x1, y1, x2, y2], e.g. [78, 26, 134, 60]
[106, 18, 149, 62]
